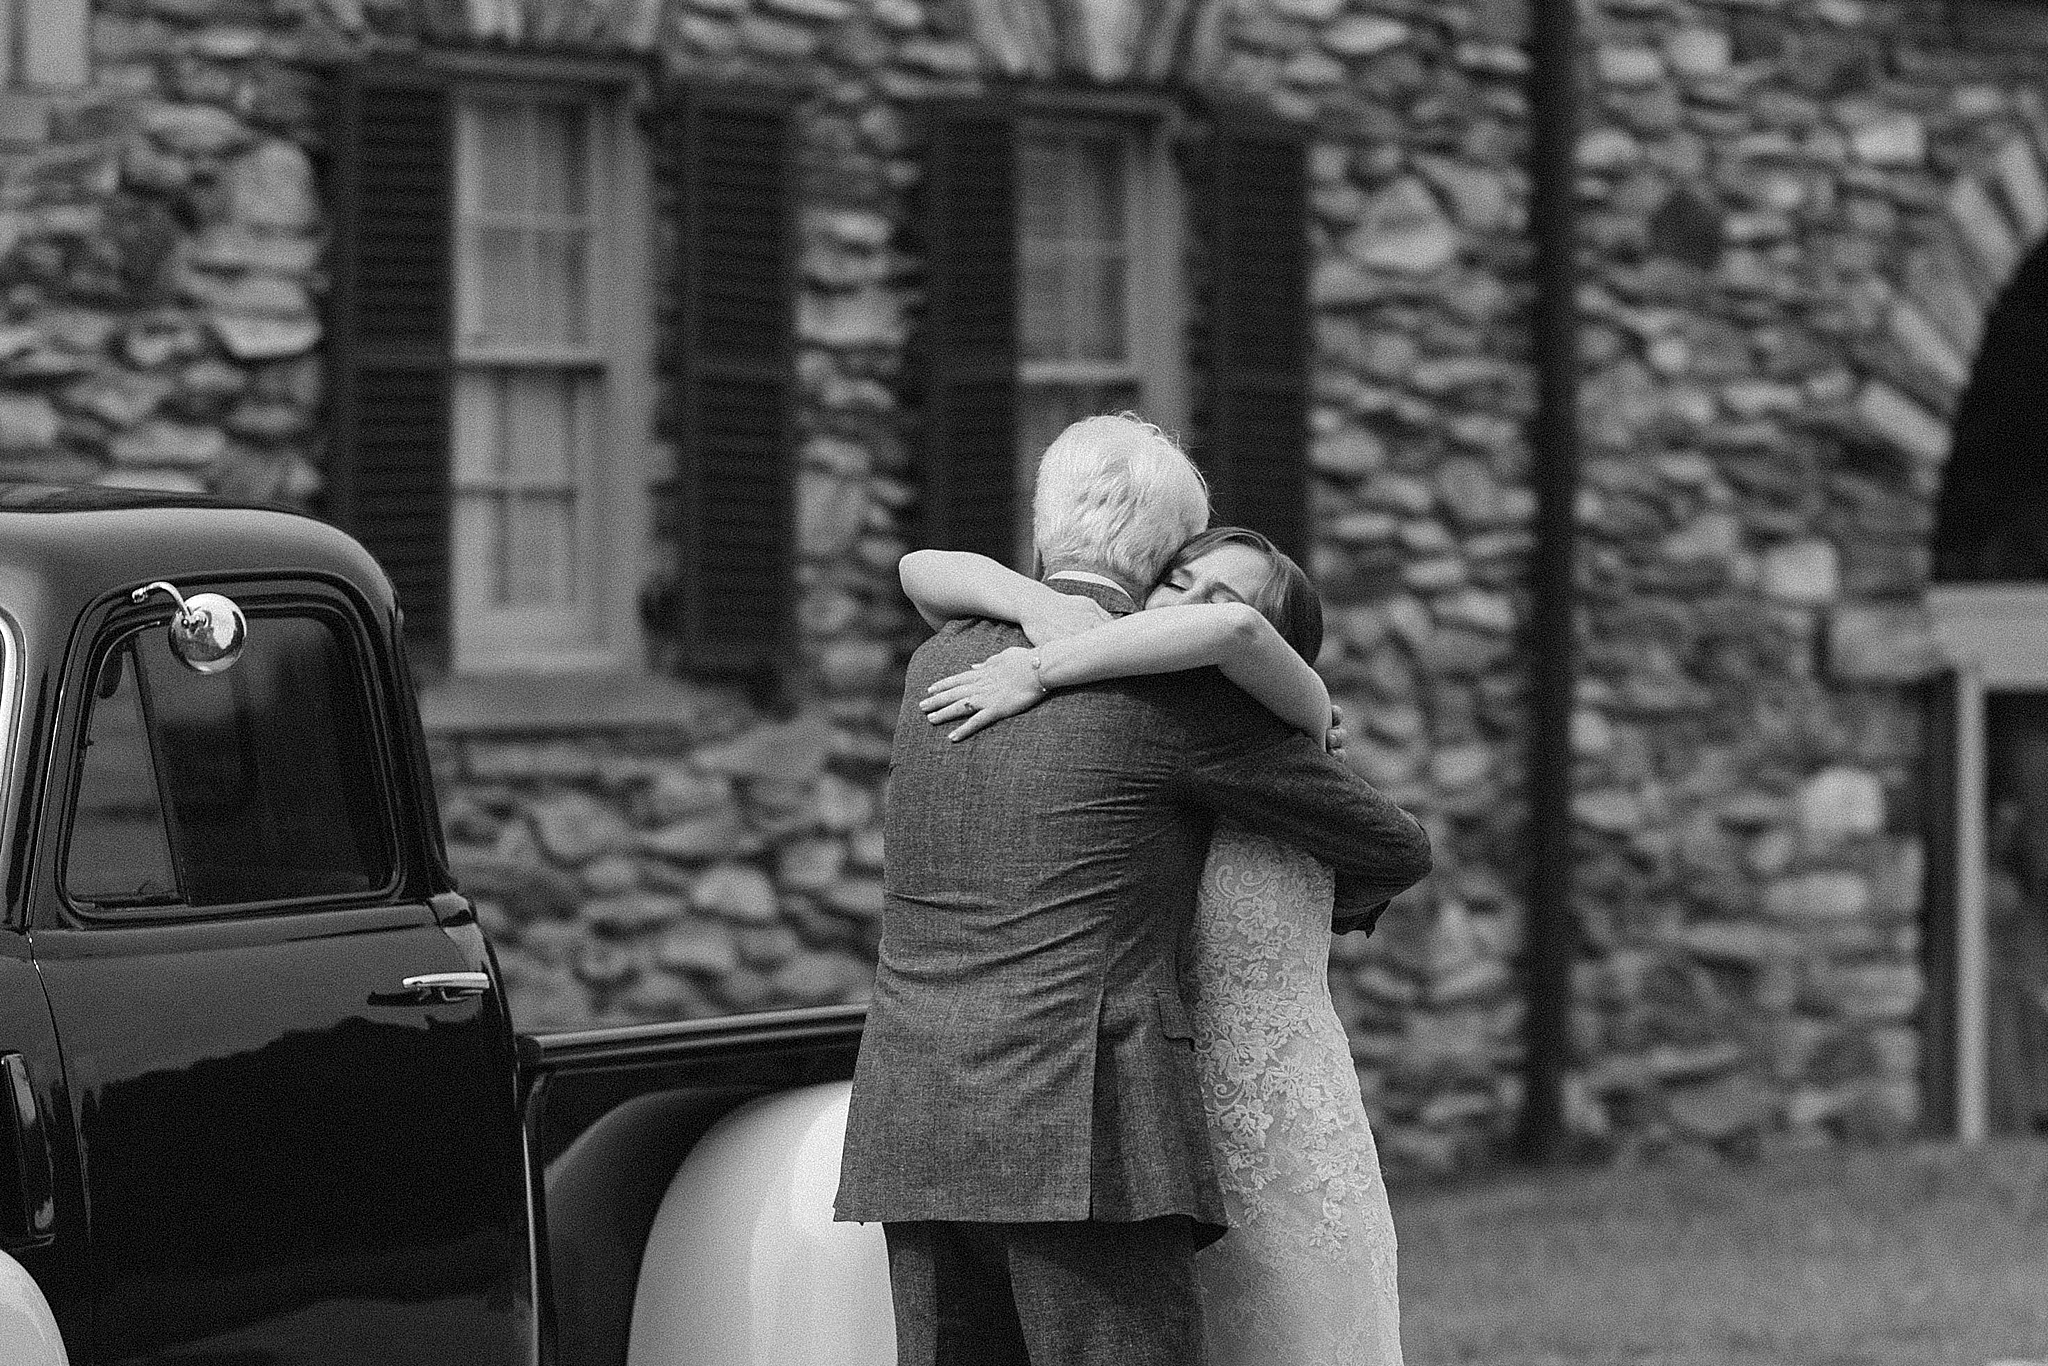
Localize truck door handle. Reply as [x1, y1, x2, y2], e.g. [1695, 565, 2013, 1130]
[0, 1054, 54, 1243]
[397, 972, 492, 1003]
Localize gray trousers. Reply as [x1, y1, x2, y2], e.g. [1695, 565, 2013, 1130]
[882, 1218, 1207, 1366]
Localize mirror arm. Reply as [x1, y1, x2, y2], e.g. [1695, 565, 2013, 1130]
[131, 581, 192, 617]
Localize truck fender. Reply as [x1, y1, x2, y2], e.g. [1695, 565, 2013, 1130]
[625, 1079, 892, 1366]
[0, 1250, 68, 1366]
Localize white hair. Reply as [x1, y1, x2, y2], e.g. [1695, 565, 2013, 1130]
[1031, 414, 1210, 593]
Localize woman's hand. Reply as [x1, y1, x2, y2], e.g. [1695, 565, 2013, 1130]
[920, 647, 1047, 741]
[1326, 703, 1347, 758]
[1019, 590, 1110, 647]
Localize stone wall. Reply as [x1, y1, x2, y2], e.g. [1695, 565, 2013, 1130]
[0, 0, 338, 500]
[1560, 0, 2030, 1158]
[436, 709, 885, 1027]
[4, 0, 2039, 1174]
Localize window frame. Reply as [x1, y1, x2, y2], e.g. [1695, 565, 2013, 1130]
[1, 0, 88, 90]
[0, 607, 20, 925]
[444, 72, 655, 679]
[1926, 582, 2048, 1142]
[1010, 107, 1188, 566]
[55, 584, 408, 925]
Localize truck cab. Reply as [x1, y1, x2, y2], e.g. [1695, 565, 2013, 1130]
[0, 485, 874, 1366]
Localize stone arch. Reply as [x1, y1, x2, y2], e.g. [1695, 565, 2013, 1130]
[1932, 234, 2048, 581]
[1855, 92, 2048, 519]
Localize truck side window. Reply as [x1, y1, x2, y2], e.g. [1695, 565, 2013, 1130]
[67, 644, 179, 907]
[65, 611, 396, 911]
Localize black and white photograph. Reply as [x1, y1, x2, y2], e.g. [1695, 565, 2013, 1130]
[0, 0, 2045, 1361]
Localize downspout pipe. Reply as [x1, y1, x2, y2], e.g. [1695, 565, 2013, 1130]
[1518, 0, 1581, 1163]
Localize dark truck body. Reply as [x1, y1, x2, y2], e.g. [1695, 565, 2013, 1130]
[0, 486, 862, 1366]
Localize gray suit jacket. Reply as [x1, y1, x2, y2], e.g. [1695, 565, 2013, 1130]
[836, 581, 1431, 1239]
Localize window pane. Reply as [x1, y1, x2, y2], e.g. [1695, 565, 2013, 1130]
[532, 229, 589, 346]
[454, 491, 509, 610]
[453, 371, 506, 481]
[140, 615, 394, 907]
[506, 370, 575, 484]
[453, 370, 592, 610]
[1019, 135, 1065, 238]
[506, 493, 577, 605]
[501, 372, 583, 605]
[67, 645, 179, 907]
[1020, 246, 1065, 363]
[472, 101, 530, 213]
[460, 98, 595, 351]
[1017, 125, 1132, 365]
[532, 103, 589, 216]
[1067, 134, 1126, 244]
[1019, 130, 1070, 363]
[1068, 250, 1127, 360]
[469, 225, 532, 346]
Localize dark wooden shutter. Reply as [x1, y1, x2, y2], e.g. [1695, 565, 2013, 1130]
[655, 88, 796, 677]
[1187, 104, 1311, 558]
[326, 65, 454, 666]
[911, 102, 1018, 563]
[1920, 670, 1962, 1136]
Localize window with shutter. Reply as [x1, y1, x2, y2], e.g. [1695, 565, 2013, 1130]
[653, 88, 796, 678]
[453, 88, 624, 673]
[1187, 105, 1311, 560]
[330, 60, 658, 685]
[914, 101, 1188, 570]
[1015, 115, 1187, 566]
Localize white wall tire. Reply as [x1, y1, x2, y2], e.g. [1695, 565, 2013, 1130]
[625, 1079, 893, 1366]
[0, 1251, 67, 1366]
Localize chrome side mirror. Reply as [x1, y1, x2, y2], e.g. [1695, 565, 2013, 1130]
[131, 581, 247, 675]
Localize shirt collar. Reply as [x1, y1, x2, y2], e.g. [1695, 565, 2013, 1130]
[1045, 570, 1138, 613]
[1047, 569, 1127, 593]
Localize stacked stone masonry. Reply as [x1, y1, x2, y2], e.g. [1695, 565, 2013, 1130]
[0, 0, 2033, 1172]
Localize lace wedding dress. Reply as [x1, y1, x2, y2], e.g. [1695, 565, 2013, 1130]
[1187, 822, 1404, 1366]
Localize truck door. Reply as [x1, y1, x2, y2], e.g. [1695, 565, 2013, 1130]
[0, 934, 77, 1353]
[29, 583, 531, 1366]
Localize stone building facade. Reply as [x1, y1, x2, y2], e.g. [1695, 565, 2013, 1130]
[1, 0, 2042, 1172]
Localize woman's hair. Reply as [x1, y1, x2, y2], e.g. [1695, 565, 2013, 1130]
[1033, 414, 1210, 593]
[1168, 526, 1323, 663]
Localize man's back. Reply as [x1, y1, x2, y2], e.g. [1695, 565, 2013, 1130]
[841, 610, 1230, 1227]
[882, 614, 1217, 1008]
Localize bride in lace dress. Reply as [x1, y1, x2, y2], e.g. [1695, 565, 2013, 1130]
[905, 527, 1405, 1366]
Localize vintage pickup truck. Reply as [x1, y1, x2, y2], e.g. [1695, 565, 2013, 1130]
[0, 485, 886, 1366]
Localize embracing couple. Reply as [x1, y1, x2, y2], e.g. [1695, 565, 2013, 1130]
[836, 414, 1433, 1366]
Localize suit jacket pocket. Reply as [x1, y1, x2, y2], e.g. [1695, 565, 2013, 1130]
[1156, 989, 1195, 1041]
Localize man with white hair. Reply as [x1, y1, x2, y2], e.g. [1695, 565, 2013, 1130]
[1028, 413, 1213, 589]
[837, 414, 1427, 1364]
